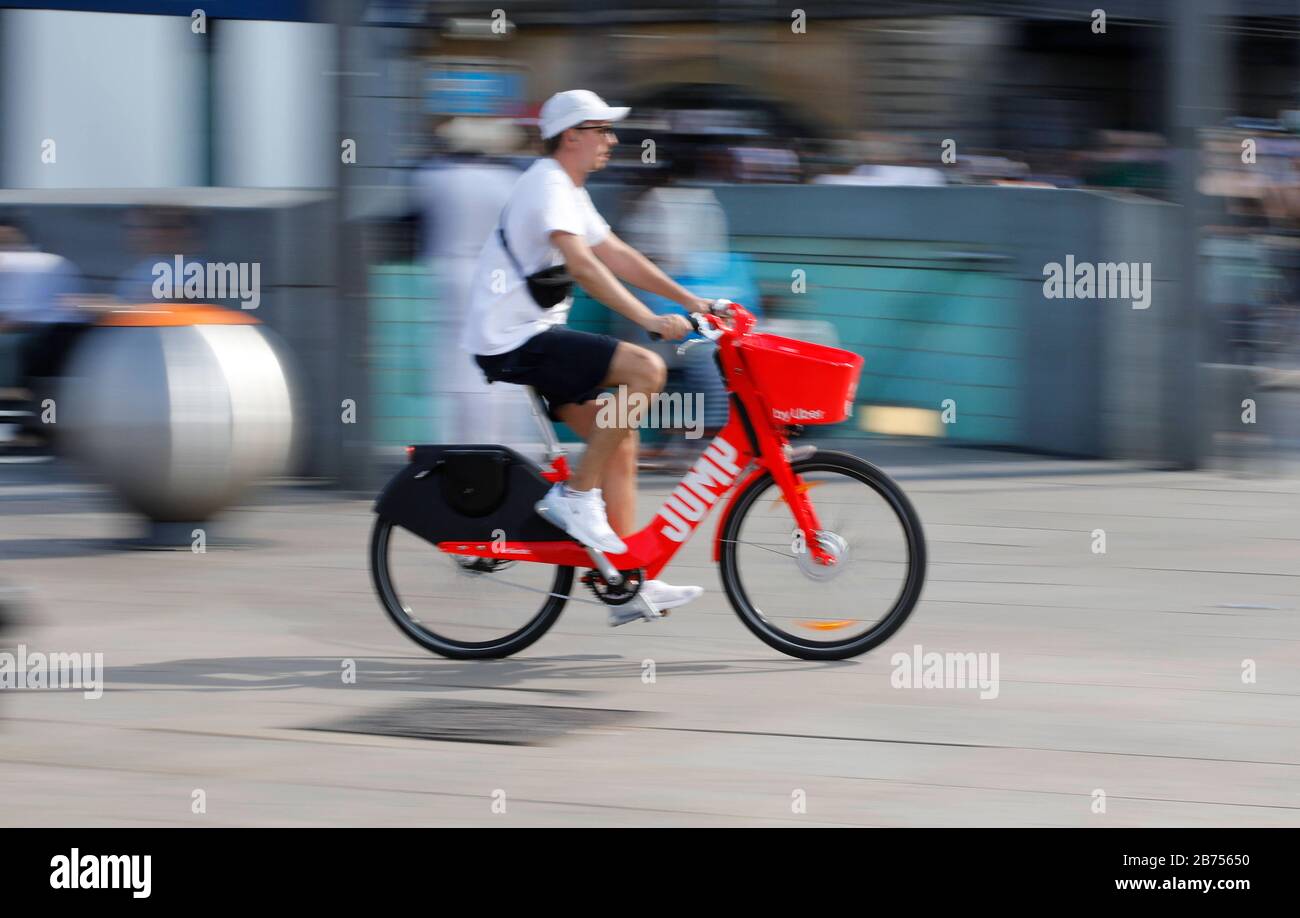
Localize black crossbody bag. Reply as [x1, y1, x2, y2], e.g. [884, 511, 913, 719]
[497, 205, 574, 309]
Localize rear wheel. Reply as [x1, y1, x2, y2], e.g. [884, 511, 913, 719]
[370, 518, 573, 659]
[719, 451, 926, 660]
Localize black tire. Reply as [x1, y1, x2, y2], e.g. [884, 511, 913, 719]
[369, 518, 573, 660]
[719, 451, 926, 661]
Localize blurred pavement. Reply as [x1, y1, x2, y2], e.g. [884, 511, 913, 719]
[1, 447, 1297, 827]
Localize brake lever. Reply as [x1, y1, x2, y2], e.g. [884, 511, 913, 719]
[676, 337, 710, 357]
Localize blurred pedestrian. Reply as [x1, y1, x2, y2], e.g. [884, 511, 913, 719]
[113, 207, 205, 304]
[0, 222, 86, 450]
[620, 150, 759, 464]
[415, 117, 537, 445]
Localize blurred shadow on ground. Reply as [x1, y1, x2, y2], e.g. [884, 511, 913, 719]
[0, 537, 124, 559]
[98, 654, 847, 695]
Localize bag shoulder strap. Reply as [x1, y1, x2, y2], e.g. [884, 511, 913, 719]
[497, 199, 529, 280]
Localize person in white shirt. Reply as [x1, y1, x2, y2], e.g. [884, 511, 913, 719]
[462, 90, 717, 616]
[416, 117, 534, 444]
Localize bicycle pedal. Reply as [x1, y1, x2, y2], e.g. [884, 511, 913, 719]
[607, 594, 664, 627]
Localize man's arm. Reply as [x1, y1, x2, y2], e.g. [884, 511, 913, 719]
[591, 232, 712, 314]
[552, 231, 692, 339]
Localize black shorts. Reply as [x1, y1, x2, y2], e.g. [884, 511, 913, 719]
[475, 326, 620, 421]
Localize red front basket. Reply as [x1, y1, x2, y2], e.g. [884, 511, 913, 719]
[739, 333, 864, 426]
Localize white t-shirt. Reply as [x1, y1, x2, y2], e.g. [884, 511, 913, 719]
[460, 157, 610, 356]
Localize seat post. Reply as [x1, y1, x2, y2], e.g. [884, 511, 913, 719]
[526, 387, 565, 461]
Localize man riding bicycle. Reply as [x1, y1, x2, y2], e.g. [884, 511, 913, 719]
[461, 89, 717, 613]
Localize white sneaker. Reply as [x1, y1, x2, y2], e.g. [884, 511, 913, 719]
[535, 483, 628, 555]
[640, 579, 703, 611]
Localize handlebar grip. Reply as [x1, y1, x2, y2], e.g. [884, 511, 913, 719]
[648, 313, 706, 341]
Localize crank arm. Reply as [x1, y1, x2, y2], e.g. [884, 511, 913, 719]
[585, 548, 623, 586]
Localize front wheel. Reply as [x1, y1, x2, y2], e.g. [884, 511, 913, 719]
[719, 451, 926, 660]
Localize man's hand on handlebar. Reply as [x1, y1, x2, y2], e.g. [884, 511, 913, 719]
[645, 313, 694, 341]
[645, 300, 740, 340]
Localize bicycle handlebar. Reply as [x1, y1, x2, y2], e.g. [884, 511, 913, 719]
[648, 299, 752, 342]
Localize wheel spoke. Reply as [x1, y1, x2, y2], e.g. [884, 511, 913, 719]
[718, 537, 800, 560]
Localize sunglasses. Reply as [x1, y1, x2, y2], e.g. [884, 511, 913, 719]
[575, 125, 617, 137]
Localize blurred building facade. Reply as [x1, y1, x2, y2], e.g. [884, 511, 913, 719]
[2, 1, 1299, 481]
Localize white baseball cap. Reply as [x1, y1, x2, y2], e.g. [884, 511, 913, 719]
[538, 90, 630, 140]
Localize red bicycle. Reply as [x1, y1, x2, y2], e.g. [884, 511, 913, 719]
[369, 303, 926, 660]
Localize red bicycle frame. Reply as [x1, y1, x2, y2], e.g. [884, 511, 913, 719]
[436, 305, 838, 576]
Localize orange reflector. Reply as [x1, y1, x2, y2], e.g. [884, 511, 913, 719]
[797, 619, 856, 631]
[771, 480, 826, 509]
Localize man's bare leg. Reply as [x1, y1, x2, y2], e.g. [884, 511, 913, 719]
[549, 345, 702, 613]
[555, 401, 638, 535]
[533, 341, 665, 561]
[566, 341, 664, 495]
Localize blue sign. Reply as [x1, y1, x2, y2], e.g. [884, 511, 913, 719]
[425, 67, 522, 116]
